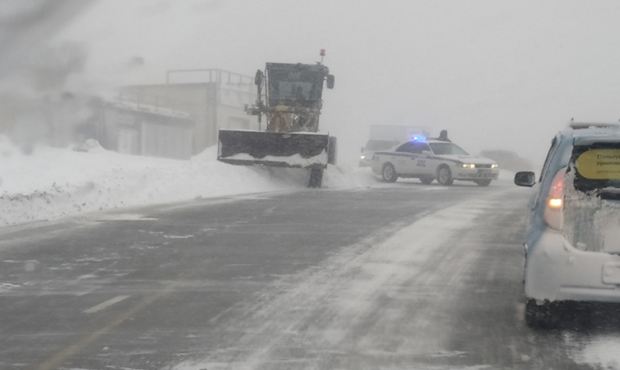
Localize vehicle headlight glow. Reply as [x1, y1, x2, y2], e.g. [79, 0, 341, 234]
[491, 163, 499, 169]
[360, 155, 366, 160]
[461, 163, 475, 169]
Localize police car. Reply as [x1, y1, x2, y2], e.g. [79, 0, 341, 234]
[370, 136, 499, 186]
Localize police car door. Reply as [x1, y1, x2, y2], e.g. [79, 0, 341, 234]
[394, 142, 417, 175]
[412, 142, 434, 176]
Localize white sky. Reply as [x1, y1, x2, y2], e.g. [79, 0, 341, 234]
[58, 0, 620, 165]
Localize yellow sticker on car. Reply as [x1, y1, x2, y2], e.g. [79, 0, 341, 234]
[576, 149, 620, 180]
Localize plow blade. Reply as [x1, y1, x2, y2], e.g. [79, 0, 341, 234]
[218, 130, 331, 168]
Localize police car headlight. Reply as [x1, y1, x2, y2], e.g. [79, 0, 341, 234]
[491, 163, 499, 169]
[360, 155, 366, 160]
[461, 163, 475, 169]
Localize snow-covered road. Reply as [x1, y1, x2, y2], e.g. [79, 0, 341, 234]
[1, 180, 618, 369]
[174, 192, 505, 370]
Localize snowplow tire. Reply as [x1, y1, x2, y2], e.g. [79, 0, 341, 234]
[308, 168, 324, 188]
[328, 136, 338, 165]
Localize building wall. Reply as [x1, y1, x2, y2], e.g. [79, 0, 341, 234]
[98, 105, 194, 160]
[120, 72, 258, 154]
[120, 84, 211, 153]
[141, 119, 193, 159]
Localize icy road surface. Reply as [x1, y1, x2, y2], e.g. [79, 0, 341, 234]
[1, 182, 619, 369]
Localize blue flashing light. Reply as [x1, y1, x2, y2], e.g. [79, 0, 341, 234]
[410, 134, 427, 143]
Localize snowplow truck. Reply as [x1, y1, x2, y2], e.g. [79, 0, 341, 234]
[217, 62, 336, 187]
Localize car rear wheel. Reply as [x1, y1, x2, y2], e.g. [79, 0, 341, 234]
[420, 176, 434, 185]
[382, 163, 398, 183]
[437, 166, 453, 186]
[474, 179, 492, 186]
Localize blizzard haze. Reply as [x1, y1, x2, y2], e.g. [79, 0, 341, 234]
[51, 0, 620, 166]
[5, 2, 620, 368]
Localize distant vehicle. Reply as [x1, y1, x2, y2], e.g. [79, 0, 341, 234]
[359, 125, 429, 167]
[370, 135, 499, 186]
[514, 122, 620, 327]
[359, 139, 400, 167]
[218, 53, 336, 188]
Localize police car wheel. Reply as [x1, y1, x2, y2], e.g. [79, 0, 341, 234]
[382, 163, 398, 183]
[474, 179, 491, 187]
[420, 177, 434, 185]
[437, 166, 453, 186]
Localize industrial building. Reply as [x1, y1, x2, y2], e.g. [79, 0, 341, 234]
[118, 69, 258, 155]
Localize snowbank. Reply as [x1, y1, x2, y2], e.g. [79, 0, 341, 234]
[573, 337, 620, 369]
[0, 136, 375, 227]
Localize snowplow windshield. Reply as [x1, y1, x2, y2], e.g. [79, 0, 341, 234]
[267, 64, 326, 106]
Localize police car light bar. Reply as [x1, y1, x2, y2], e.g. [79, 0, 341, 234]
[410, 135, 427, 143]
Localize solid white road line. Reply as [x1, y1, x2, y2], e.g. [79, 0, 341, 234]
[83, 295, 130, 314]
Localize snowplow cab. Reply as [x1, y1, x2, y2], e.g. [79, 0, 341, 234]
[266, 63, 330, 108]
[259, 62, 333, 133]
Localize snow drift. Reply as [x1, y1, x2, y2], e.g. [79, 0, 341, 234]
[0, 136, 375, 227]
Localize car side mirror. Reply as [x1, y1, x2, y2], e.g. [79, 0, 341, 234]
[326, 74, 335, 89]
[514, 171, 536, 187]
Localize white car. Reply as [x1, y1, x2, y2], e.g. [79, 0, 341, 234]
[359, 139, 400, 167]
[370, 138, 499, 186]
[514, 123, 620, 327]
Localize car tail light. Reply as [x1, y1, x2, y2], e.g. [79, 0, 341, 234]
[544, 168, 566, 230]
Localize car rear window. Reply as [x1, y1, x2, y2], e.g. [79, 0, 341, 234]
[565, 144, 620, 252]
[571, 144, 620, 198]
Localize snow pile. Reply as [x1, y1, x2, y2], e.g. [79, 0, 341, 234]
[560, 166, 620, 253]
[573, 337, 620, 369]
[324, 165, 377, 188]
[224, 151, 328, 168]
[0, 136, 374, 227]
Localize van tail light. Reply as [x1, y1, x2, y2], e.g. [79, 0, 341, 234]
[544, 168, 566, 230]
